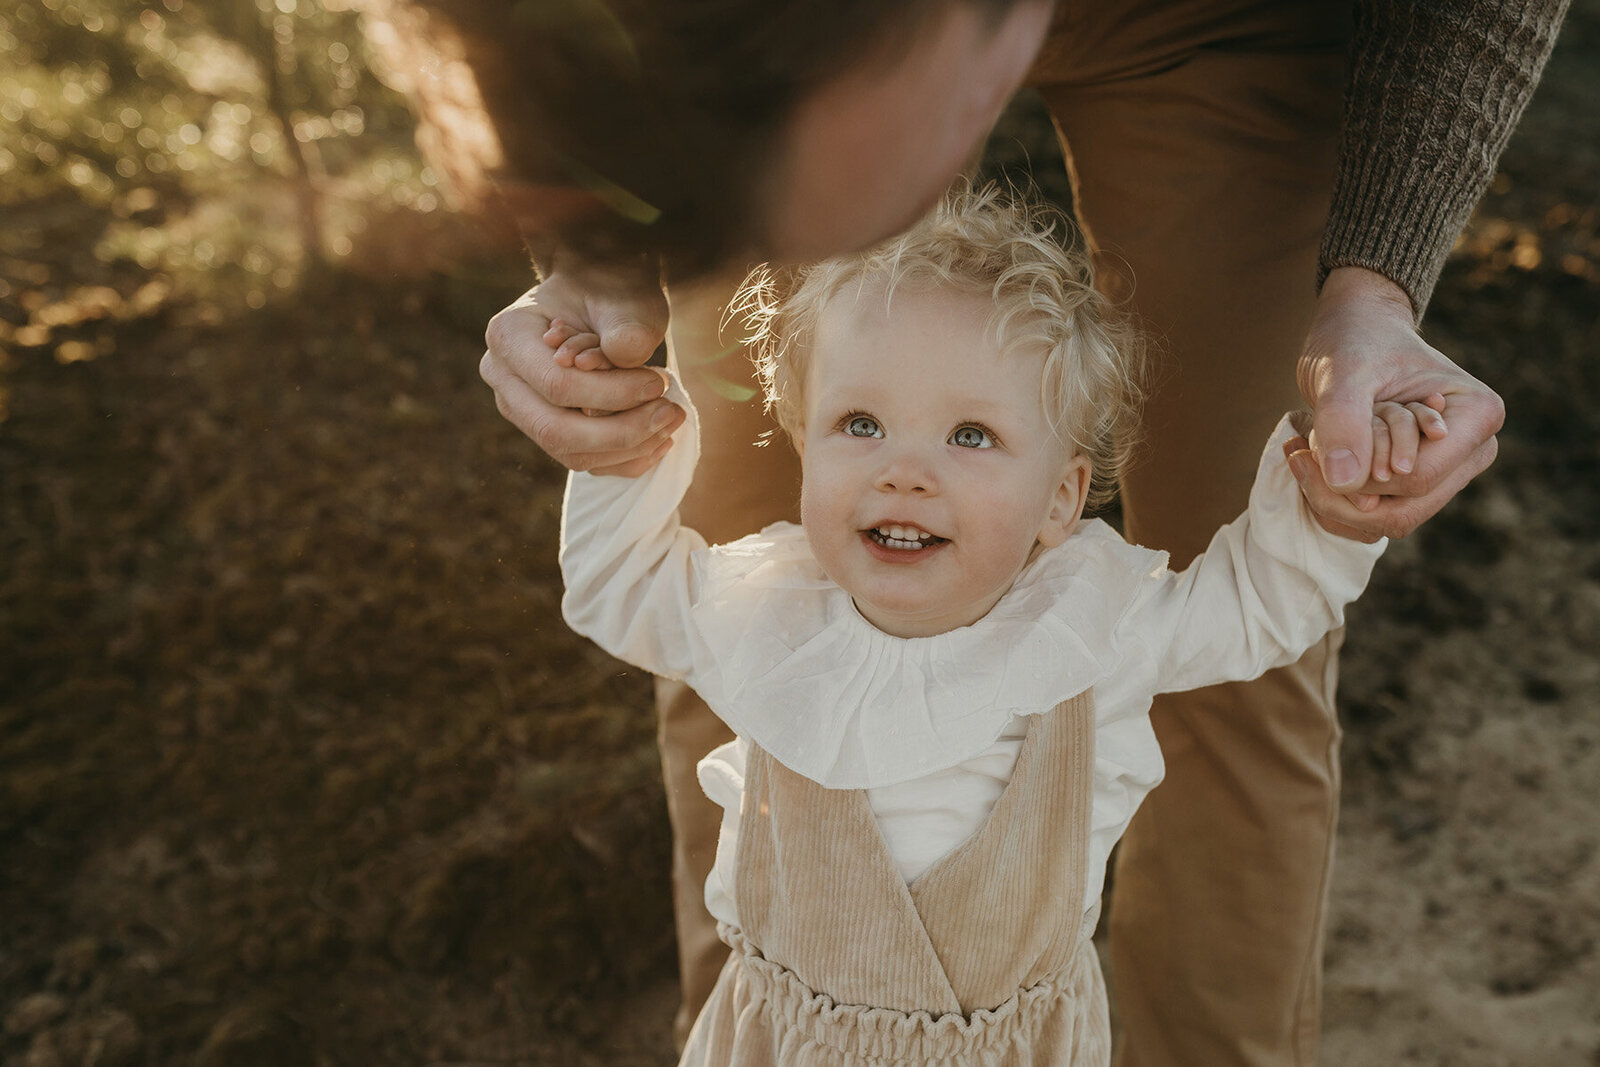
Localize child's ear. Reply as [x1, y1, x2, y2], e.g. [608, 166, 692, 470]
[1037, 454, 1093, 549]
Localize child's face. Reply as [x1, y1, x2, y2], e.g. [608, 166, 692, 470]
[796, 286, 1092, 638]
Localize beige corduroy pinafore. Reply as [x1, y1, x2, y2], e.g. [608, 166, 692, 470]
[682, 692, 1111, 1066]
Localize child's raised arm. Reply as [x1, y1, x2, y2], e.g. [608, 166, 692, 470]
[558, 372, 702, 681]
[1106, 416, 1388, 702]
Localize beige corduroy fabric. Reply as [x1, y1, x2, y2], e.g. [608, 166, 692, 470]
[680, 692, 1111, 1066]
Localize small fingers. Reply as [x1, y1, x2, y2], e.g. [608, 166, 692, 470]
[1370, 407, 1396, 482]
[553, 333, 600, 368]
[1287, 433, 1498, 541]
[545, 320, 607, 369]
[543, 318, 577, 347]
[1371, 400, 1422, 481]
[573, 348, 614, 371]
[1410, 397, 1448, 441]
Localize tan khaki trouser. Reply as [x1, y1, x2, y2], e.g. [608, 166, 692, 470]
[658, 3, 1354, 1062]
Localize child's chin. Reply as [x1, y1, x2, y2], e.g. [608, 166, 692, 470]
[858, 599, 985, 638]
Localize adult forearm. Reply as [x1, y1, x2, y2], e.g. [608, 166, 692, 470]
[1320, 0, 1570, 319]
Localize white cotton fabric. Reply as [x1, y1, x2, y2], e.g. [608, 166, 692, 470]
[559, 376, 1384, 930]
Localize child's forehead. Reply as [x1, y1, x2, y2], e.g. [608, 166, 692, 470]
[810, 279, 1050, 369]
[808, 297, 1051, 408]
[819, 275, 991, 326]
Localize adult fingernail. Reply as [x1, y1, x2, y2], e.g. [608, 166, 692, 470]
[1325, 449, 1360, 488]
[649, 403, 680, 432]
[1287, 453, 1310, 482]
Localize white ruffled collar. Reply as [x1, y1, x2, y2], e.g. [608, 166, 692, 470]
[684, 519, 1167, 789]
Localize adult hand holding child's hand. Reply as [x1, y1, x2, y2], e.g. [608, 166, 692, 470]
[479, 262, 681, 476]
[1291, 266, 1504, 542]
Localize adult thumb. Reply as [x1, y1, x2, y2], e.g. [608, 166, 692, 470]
[593, 291, 669, 369]
[1308, 390, 1375, 492]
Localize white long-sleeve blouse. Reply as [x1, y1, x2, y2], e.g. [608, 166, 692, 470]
[558, 379, 1384, 933]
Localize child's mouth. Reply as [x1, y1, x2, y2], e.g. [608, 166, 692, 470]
[865, 525, 948, 551]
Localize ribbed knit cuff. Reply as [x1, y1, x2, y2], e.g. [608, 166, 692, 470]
[1319, 0, 1569, 321]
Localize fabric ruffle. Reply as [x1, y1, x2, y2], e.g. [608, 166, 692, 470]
[683, 521, 1168, 790]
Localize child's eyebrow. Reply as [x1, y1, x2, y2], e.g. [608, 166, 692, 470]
[950, 395, 1013, 418]
[811, 386, 1024, 421]
[943, 393, 1027, 427]
[808, 382, 882, 408]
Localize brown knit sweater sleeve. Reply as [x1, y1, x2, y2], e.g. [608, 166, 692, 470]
[1320, 0, 1570, 319]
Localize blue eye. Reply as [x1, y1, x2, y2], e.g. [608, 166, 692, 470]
[845, 415, 883, 438]
[949, 425, 993, 449]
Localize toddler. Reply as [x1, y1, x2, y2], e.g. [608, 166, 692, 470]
[553, 184, 1442, 1066]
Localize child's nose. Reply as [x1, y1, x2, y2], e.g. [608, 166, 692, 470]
[874, 449, 938, 495]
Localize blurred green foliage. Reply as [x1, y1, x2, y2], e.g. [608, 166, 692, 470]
[0, 0, 452, 306]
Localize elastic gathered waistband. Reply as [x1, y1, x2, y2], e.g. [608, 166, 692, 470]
[719, 926, 1089, 1064]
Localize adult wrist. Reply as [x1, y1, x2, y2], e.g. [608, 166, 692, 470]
[1318, 266, 1416, 325]
[545, 244, 663, 297]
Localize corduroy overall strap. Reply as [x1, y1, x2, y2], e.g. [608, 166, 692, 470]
[735, 691, 1098, 1016]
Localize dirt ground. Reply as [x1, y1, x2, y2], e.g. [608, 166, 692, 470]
[3, 6, 1598, 1067]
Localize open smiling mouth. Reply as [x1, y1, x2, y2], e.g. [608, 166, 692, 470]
[865, 525, 949, 551]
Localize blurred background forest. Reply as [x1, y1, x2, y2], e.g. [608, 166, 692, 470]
[1, 0, 1597, 1065]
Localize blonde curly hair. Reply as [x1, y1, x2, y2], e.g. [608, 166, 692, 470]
[734, 181, 1146, 511]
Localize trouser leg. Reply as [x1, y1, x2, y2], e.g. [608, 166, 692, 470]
[652, 675, 734, 1050]
[656, 269, 801, 1048]
[1034, 20, 1350, 1066]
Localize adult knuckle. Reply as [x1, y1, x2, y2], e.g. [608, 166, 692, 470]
[528, 410, 569, 454]
[1382, 505, 1430, 540]
[1479, 434, 1501, 470]
[484, 306, 517, 351]
[1485, 390, 1507, 432]
[478, 350, 501, 387]
[531, 359, 571, 406]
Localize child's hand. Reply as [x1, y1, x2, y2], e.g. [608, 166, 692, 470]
[544, 318, 613, 371]
[479, 268, 677, 477]
[1369, 394, 1448, 483]
[1284, 396, 1448, 542]
[544, 318, 662, 424]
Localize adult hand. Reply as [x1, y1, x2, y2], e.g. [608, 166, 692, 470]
[480, 261, 682, 476]
[1291, 267, 1503, 541]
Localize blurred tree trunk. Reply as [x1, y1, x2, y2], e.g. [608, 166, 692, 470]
[228, 0, 326, 267]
